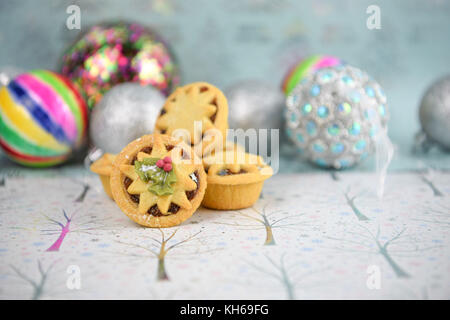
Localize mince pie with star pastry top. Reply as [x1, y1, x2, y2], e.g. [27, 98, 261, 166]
[110, 134, 207, 228]
[154, 82, 228, 156]
[90, 153, 116, 199]
[202, 150, 273, 210]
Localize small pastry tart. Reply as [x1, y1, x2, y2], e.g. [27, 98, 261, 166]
[90, 153, 116, 199]
[110, 134, 207, 228]
[202, 151, 273, 210]
[154, 82, 228, 156]
[202, 140, 245, 158]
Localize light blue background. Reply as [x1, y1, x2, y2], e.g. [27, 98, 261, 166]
[0, 0, 449, 172]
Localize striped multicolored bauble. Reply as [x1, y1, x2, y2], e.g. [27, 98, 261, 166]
[282, 55, 343, 96]
[0, 70, 88, 167]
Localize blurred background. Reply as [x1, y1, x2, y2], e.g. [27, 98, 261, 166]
[0, 0, 449, 172]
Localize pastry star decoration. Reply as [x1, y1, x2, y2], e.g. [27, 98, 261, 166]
[119, 138, 198, 215]
[157, 85, 218, 144]
[204, 152, 265, 176]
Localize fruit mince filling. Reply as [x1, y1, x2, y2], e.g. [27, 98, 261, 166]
[217, 169, 247, 176]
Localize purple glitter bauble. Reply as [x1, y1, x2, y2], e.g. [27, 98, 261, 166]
[61, 21, 180, 109]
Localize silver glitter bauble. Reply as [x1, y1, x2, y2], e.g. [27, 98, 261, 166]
[89, 82, 165, 154]
[416, 75, 450, 152]
[225, 80, 284, 130]
[284, 65, 388, 169]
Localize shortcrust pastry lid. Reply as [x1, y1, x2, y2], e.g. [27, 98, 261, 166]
[90, 153, 116, 176]
[154, 82, 228, 151]
[203, 150, 273, 185]
[110, 134, 206, 228]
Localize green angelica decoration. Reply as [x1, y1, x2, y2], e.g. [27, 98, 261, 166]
[134, 158, 177, 196]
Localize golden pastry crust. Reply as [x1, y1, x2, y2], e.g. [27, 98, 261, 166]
[90, 153, 116, 199]
[202, 150, 273, 210]
[202, 140, 245, 158]
[110, 134, 207, 228]
[154, 82, 228, 155]
[202, 182, 265, 210]
[90, 153, 116, 176]
[203, 151, 273, 185]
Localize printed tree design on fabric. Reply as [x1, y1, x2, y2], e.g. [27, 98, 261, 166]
[72, 178, 91, 202]
[328, 224, 442, 278]
[10, 260, 53, 300]
[116, 228, 212, 281]
[412, 203, 450, 229]
[42, 209, 113, 252]
[344, 187, 370, 221]
[246, 253, 325, 299]
[44, 210, 73, 252]
[419, 173, 443, 197]
[330, 171, 340, 181]
[0, 169, 22, 188]
[215, 202, 308, 245]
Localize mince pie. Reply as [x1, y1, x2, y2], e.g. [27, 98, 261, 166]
[154, 82, 228, 156]
[90, 153, 116, 199]
[110, 134, 207, 228]
[202, 150, 273, 210]
[202, 140, 245, 158]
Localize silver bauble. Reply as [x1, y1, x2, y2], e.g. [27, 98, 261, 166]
[284, 65, 389, 169]
[89, 82, 165, 154]
[417, 75, 450, 151]
[225, 80, 284, 130]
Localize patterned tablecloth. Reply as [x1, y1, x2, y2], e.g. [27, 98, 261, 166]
[1, 0, 450, 301]
[0, 168, 448, 299]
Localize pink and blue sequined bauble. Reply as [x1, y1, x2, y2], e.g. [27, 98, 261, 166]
[284, 65, 388, 169]
[61, 21, 179, 109]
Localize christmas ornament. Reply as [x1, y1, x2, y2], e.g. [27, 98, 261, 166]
[282, 55, 343, 96]
[415, 75, 450, 152]
[284, 65, 388, 169]
[61, 21, 179, 109]
[89, 82, 165, 154]
[225, 80, 284, 130]
[0, 70, 88, 167]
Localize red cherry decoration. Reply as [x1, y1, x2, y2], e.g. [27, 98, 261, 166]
[163, 156, 172, 164]
[156, 159, 164, 168]
[163, 163, 172, 172]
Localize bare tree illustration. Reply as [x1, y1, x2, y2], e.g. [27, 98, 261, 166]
[412, 203, 450, 228]
[42, 208, 114, 252]
[420, 173, 443, 197]
[343, 187, 370, 221]
[328, 224, 441, 278]
[0, 169, 22, 187]
[71, 178, 91, 202]
[115, 229, 215, 281]
[215, 202, 308, 246]
[10, 260, 54, 300]
[330, 171, 340, 181]
[43, 210, 73, 252]
[246, 253, 326, 299]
